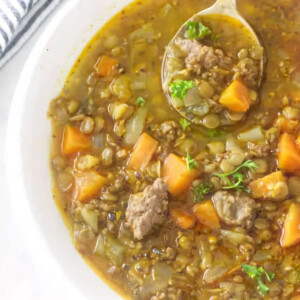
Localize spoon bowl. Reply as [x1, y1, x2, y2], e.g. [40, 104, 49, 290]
[161, 0, 264, 125]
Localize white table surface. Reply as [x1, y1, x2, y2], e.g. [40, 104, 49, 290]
[0, 5, 84, 300]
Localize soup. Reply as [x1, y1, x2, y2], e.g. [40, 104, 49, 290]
[48, 0, 300, 299]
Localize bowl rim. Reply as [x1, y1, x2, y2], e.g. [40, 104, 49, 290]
[5, 0, 77, 252]
[4, 0, 124, 298]
[5, 0, 81, 289]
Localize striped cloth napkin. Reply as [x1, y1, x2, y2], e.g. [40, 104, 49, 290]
[0, 0, 62, 68]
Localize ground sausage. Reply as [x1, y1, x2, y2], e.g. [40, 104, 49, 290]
[125, 178, 169, 240]
[175, 38, 232, 74]
[212, 191, 257, 229]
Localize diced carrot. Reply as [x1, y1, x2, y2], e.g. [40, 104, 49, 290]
[162, 153, 199, 196]
[249, 171, 288, 201]
[193, 200, 220, 229]
[219, 79, 251, 112]
[280, 202, 300, 248]
[275, 116, 298, 133]
[74, 171, 108, 203]
[278, 133, 300, 173]
[62, 125, 93, 155]
[169, 208, 196, 230]
[94, 55, 119, 77]
[128, 133, 158, 171]
[291, 295, 300, 300]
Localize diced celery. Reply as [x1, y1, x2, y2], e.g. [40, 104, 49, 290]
[238, 126, 264, 142]
[94, 233, 105, 256]
[81, 208, 98, 233]
[124, 107, 148, 144]
[106, 237, 125, 266]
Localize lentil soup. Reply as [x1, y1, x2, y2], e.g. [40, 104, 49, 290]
[48, 0, 300, 299]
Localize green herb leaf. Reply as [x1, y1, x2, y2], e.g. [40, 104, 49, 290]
[242, 264, 263, 279]
[180, 118, 191, 130]
[169, 80, 195, 99]
[214, 160, 258, 191]
[242, 264, 275, 296]
[186, 21, 212, 39]
[207, 129, 226, 138]
[257, 278, 269, 296]
[222, 172, 244, 190]
[215, 160, 258, 178]
[193, 182, 214, 203]
[186, 153, 198, 170]
[136, 97, 146, 106]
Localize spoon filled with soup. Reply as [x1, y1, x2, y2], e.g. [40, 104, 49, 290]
[162, 0, 264, 127]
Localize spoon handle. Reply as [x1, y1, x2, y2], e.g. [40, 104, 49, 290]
[214, 0, 237, 10]
[199, 0, 239, 18]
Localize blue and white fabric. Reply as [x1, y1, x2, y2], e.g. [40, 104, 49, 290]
[0, 0, 62, 68]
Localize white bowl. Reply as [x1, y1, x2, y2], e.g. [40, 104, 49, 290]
[5, 0, 133, 298]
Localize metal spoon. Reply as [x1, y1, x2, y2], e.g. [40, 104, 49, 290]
[161, 0, 264, 123]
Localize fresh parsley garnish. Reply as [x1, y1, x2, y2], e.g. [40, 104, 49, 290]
[214, 160, 257, 191]
[169, 80, 195, 99]
[242, 264, 275, 296]
[180, 118, 191, 130]
[207, 129, 226, 137]
[136, 97, 146, 106]
[193, 182, 214, 203]
[186, 153, 198, 170]
[185, 21, 212, 39]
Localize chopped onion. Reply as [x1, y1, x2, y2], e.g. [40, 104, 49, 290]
[129, 23, 155, 41]
[221, 230, 247, 245]
[238, 126, 265, 142]
[139, 263, 173, 298]
[94, 234, 105, 256]
[124, 107, 148, 145]
[159, 3, 174, 17]
[226, 136, 243, 152]
[252, 250, 272, 262]
[203, 265, 229, 283]
[140, 276, 166, 298]
[105, 237, 125, 266]
[81, 208, 98, 233]
[151, 263, 173, 282]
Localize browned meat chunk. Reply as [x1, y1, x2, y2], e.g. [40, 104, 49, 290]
[153, 120, 183, 142]
[234, 58, 258, 87]
[212, 191, 257, 229]
[125, 179, 169, 240]
[175, 38, 232, 74]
